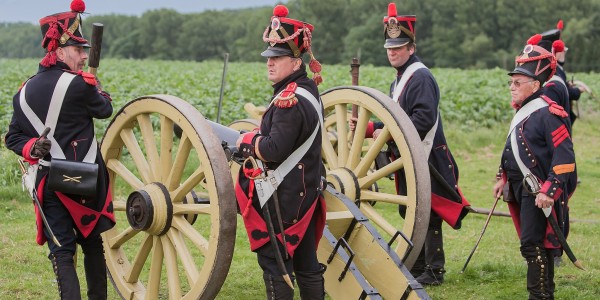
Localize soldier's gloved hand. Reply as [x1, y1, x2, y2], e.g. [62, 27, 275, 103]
[237, 132, 260, 158]
[31, 136, 51, 158]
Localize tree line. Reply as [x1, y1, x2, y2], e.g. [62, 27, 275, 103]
[1, 0, 599, 72]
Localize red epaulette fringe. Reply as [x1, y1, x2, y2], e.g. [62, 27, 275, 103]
[274, 82, 299, 108]
[541, 95, 568, 118]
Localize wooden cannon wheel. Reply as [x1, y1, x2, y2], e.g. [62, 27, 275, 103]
[320, 86, 431, 268]
[100, 95, 237, 299]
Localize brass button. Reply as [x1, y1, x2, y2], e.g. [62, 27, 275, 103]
[298, 165, 303, 169]
[293, 219, 298, 223]
[434, 230, 439, 235]
[299, 192, 304, 196]
[442, 146, 447, 150]
[73, 141, 78, 146]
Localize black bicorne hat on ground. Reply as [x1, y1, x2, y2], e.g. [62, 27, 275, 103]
[508, 34, 557, 84]
[39, 0, 90, 67]
[261, 5, 323, 85]
[383, 2, 416, 48]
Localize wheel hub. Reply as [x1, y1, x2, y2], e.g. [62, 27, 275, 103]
[126, 182, 173, 236]
[326, 167, 361, 201]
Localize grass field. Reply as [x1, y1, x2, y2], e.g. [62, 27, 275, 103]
[1, 59, 599, 299]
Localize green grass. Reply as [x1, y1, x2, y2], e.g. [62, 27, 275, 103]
[1, 59, 599, 299]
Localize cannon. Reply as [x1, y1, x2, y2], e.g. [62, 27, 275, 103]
[99, 68, 432, 298]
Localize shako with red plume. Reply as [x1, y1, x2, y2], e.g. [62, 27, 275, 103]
[38, 0, 90, 67]
[261, 5, 323, 85]
[509, 35, 557, 84]
[383, 2, 416, 49]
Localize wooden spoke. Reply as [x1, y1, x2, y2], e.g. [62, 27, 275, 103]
[137, 113, 161, 181]
[112, 200, 126, 211]
[101, 96, 236, 299]
[360, 190, 408, 206]
[172, 217, 209, 256]
[335, 104, 350, 166]
[320, 87, 431, 268]
[120, 128, 153, 184]
[124, 233, 153, 283]
[160, 116, 174, 182]
[165, 133, 191, 190]
[347, 107, 371, 169]
[359, 158, 404, 188]
[106, 158, 144, 190]
[161, 235, 183, 299]
[172, 203, 211, 216]
[147, 236, 164, 296]
[354, 126, 390, 177]
[107, 226, 140, 249]
[172, 168, 206, 203]
[166, 229, 200, 285]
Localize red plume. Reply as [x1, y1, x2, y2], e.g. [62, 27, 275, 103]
[552, 40, 565, 53]
[557, 20, 564, 30]
[388, 3, 397, 17]
[70, 0, 85, 13]
[527, 34, 542, 45]
[273, 5, 289, 17]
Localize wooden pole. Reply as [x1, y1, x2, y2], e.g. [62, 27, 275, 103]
[87, 23, 104, 76]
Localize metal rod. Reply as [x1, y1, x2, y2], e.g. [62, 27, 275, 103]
[461, 196, 500, 273]
[216, 53, 229, 123]
[350, 58, 360, 139]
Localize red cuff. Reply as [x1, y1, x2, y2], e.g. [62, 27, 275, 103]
[241, 132, 258, 146]
[22, 138, 39, 164]
[365, 121, 375, 138]
[540, 180, 563, 200]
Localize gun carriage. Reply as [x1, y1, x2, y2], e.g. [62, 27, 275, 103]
[99, 65, 432, 299]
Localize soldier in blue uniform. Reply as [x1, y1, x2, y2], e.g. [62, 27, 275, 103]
[540, 20, 589, 127]
[235, 5, 326, 299]
[525, 32, 572, 132]
[4, 1, 114, 299]
[350, 2, 470, 285]
[492, 39, 576, 300]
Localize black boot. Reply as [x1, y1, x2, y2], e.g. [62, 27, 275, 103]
[410, 250, 426, 279]
[50, 252, 82, 300]
[296, 263, 326, 300]
[81, 235, 107, 300]
[264, 272, 295, 300]
[415, 225, 445, 285]
[522, 245, 552, 300]
[546, 249, 555, 299]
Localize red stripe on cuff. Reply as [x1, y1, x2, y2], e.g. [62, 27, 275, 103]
[22, 138, 39, 164]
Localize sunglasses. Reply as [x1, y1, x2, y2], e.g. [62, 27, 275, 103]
[507, 79, 535, 88]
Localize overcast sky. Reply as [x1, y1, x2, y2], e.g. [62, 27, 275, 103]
[0, 0, 286, 23]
